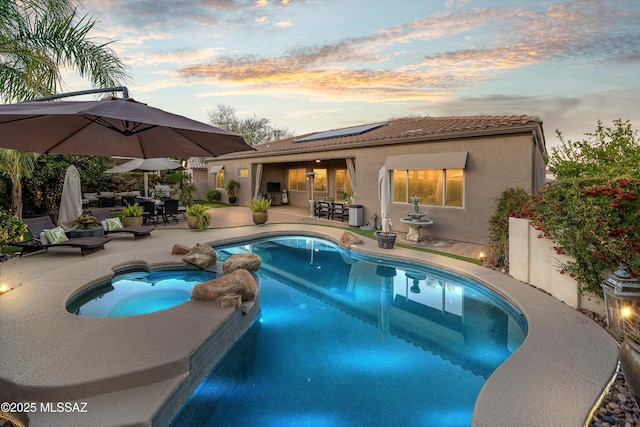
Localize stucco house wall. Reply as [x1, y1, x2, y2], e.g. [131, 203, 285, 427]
[205, 116, 546, 245]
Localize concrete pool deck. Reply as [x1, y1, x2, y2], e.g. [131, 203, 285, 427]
[0, 208, 619, 426]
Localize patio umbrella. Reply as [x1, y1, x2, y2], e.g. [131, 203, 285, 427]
[0, 97, 253, 158]
[378, 165, 392, 232]
[105, 158, 181, 197]
[58, 165, 83, 231]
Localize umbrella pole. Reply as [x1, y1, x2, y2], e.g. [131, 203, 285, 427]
[144, 172, 149, 197]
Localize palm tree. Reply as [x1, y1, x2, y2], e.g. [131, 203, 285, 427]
[0, 0, 129, 218]
[0, 149, 38, 219]
[0, 0, 130, 102]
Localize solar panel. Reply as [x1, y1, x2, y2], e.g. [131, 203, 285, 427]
[294, 122, 387, 143]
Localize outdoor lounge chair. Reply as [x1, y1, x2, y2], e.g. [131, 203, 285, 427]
[92, 210, 155, 240]
[12, 216, 111, 256]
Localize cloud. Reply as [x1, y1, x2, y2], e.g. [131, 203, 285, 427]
[422, 90, 640, 148]
[173, 1, 640, 103]
[274, 21, 292, 28]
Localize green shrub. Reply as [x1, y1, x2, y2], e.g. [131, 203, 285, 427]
[520, 177, 640, 295]
[486, 188, 530, 267]
[179, 183, 197, 207]
[206, 189, 221, 203]
[0, 210, 28, 245]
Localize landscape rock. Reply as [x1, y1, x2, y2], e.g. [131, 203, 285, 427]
[220, 294, 243, 308]
[182, 243, 217, 269]
[192, 269, 257, 304]
[171, 244, 190, 255]
[339, 231, 363, 249]
[223, 253, 262, 274]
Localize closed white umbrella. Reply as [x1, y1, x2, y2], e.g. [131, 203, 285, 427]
[378, 166, 392, 232]
[58, 165, 83, 231]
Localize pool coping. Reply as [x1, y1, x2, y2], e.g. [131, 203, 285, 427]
[0, 224, 618, 426]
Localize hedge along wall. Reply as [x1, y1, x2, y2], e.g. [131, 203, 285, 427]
[509, 217, 604, 315]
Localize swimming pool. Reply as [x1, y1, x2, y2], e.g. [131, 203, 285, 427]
[171, 236, 527, 426]
[67, 268, 217, 318]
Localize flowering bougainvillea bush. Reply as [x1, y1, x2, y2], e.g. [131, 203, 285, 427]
[517, 177, 640, 295]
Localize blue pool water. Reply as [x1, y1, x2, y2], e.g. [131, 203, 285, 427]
[171, 236, 527, 427]
[67, 269, 217, 318]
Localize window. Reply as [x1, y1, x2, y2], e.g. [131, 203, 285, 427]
[288, 168, 307, 191]
[445, 169, 463, 207]
[239, 168, 249, 177]
[393, 168, 464, 207]
[215, 169, 225, 188]
[313, 169, 327, 192]
[288, 168, 327, 192]
[335, 169, 353, 200]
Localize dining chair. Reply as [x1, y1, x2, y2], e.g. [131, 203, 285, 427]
[162, 199, 180, 225]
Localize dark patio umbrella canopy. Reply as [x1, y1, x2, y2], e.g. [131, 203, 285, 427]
[0, 97, 254, 158]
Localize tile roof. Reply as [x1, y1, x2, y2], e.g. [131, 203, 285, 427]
[217, 115, 544, 158]
[185, 157, 207, 169]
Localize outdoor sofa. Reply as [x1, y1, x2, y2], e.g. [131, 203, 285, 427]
[11, 216, 111, 256]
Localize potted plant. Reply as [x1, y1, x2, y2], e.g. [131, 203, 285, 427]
[75, 213, 97, 229]
[121, 203, 144, 227]
[226, 179, 239, 204]
[375, 231, 397, 249]
[186, 203, 211, 231]
[247, 197, 271, 225]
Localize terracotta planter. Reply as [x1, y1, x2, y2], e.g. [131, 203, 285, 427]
[620, 339, 640, 403]
[122, 216, 143, 227]
[187, 216, 199, 229]
[252, 212, 268, 225]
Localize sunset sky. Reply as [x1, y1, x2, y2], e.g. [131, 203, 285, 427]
[65, 0, 640, 147]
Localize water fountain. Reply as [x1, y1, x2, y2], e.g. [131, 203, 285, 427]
[400, 196, 433, 242]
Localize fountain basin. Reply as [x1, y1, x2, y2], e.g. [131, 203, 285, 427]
[400, 217, 434, 242]
[405, 212, 427, 222]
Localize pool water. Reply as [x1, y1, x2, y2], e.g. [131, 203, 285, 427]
[171, 237, 527, 427]
[68, 269, 217, 318]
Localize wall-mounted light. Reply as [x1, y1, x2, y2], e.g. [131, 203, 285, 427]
[315, 159, 321, 163]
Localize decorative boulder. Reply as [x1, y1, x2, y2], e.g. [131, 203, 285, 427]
[183, 243, 217, 269]
[192, 269, 257, 303]
[171, 244, 190, 255]
[339, 231, 363, 249]
[220, 294, 243, 308]
[223, 253, 262, 274]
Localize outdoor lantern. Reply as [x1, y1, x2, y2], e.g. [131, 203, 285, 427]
[601, 265, 640, 340]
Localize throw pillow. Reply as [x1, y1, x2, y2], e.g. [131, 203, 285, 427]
[106, 217, 123, 231]
[44, 226, 69, 244]
[39, 231, 49, 246]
